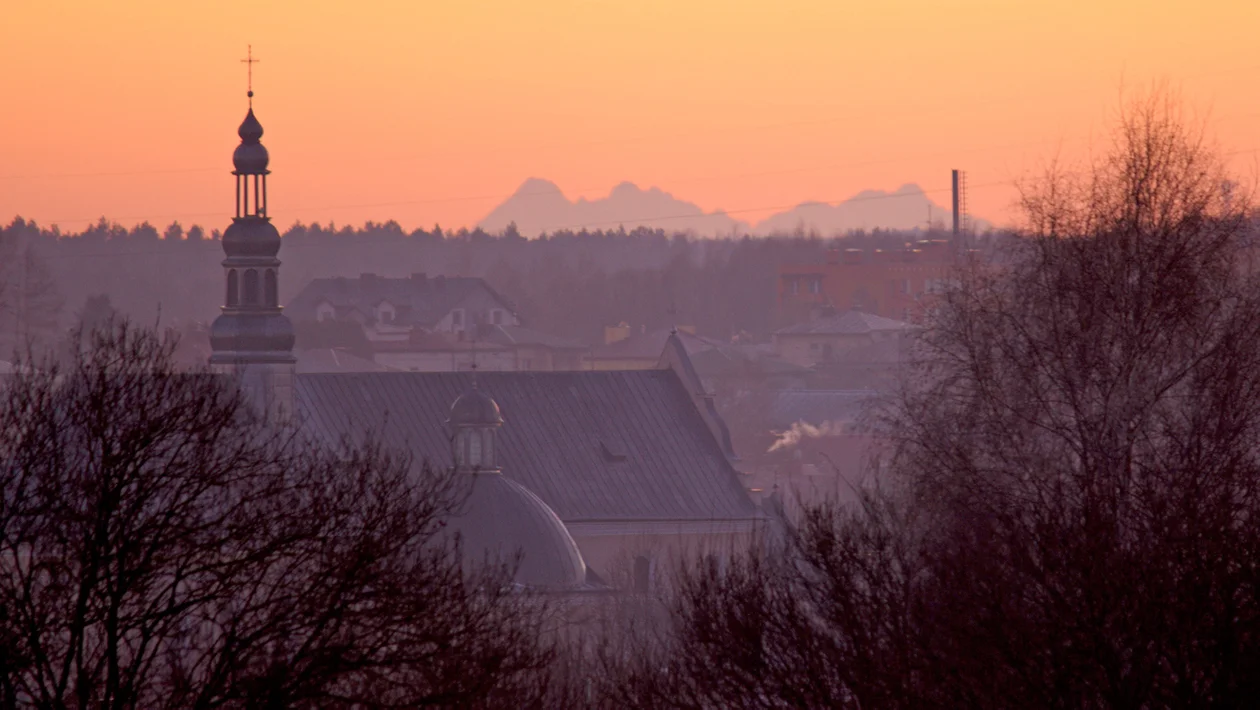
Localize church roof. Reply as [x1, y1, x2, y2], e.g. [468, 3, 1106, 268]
[286, 275, 514, 328]
[294, 370, 760, 523]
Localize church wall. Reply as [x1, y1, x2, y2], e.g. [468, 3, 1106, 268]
[571, 527, 761, 590]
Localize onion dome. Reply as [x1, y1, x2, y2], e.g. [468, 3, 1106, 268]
[221, 219, 281, 258]
[443, 474, 587, 588]
[232, 109, 270, 174]
[238, 108, 263, 141]
[450, 386, 503, 427]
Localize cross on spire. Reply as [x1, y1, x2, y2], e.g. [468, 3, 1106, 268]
[241, 45, 260, 106]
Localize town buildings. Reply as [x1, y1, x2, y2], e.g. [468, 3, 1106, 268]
[208, 92, 763, 591]
[286, 274, 588, 372]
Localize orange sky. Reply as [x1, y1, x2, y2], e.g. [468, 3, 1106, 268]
[2, 0, 1258, 235]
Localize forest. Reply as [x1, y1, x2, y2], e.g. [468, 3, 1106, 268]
[0, 215, 962, 355]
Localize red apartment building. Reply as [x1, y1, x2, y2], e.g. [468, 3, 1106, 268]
[777, 240, 958, 325]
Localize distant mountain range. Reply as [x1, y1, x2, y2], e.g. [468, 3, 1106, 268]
[478, 178, 991, 237]
[479, 178, 747, 237]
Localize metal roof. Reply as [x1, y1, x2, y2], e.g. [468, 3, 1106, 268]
[294, 370, 760, 523]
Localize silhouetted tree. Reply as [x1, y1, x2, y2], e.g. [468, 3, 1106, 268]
[616, 90, 1260, 709]
[0, 321, 554, 709]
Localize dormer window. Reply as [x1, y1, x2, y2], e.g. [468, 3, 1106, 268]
[377, 301, 396, 324]
[451, 309, 464, 330]
[315, 301, 335, 322]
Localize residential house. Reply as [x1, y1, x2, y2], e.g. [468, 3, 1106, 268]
[772, 308, 912, 369]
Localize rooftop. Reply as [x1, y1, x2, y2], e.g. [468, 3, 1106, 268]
[295, 370, 760, 523]
[287, 274, 514, 329]
[775, 310, 912, 336]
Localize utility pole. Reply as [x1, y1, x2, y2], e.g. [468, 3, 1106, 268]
[951, 169, 960, 247]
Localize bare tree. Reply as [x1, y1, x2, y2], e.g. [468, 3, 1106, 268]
[888, 89, 1260, 707]
[613, 90, 1260, 709]
[0, 321, 553, 709]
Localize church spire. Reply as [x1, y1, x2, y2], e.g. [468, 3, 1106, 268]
[209, 52, 296, 418]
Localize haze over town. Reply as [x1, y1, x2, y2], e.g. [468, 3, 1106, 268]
[4, 1, 1260, 707]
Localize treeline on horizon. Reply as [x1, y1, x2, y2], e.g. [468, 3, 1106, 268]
[1, 215, 978, 346]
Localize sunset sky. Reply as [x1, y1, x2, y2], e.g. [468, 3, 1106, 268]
[3, 0, 1258, 235]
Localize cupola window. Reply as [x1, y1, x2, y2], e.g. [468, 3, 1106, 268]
[243, 269, 260, 306]
[468, 431, 483, 467]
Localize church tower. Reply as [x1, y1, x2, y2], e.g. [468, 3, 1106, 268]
[209, 71, 296, 420]
[449, 381, 503, 473]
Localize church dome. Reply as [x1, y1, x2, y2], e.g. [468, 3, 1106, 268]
[233, 142, 270, 174]
[449, 386, 503, 426]
[443, 473, 586, 588]
[221, 218, 281, 258]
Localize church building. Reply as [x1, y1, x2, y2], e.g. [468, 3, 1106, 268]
[208, 88, 763, 590]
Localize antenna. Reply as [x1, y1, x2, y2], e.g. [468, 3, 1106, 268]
[241, 45, 260, 106]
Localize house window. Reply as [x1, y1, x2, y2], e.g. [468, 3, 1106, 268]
[900, 279, 912, 295]
[809, 278, 821, 294]
[264, 269, 278, 307]
[790, 280, 800, 295]
[451, 309, 464, 329]
[316, 302, 335, 322]
[226, 270, 239, 307]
